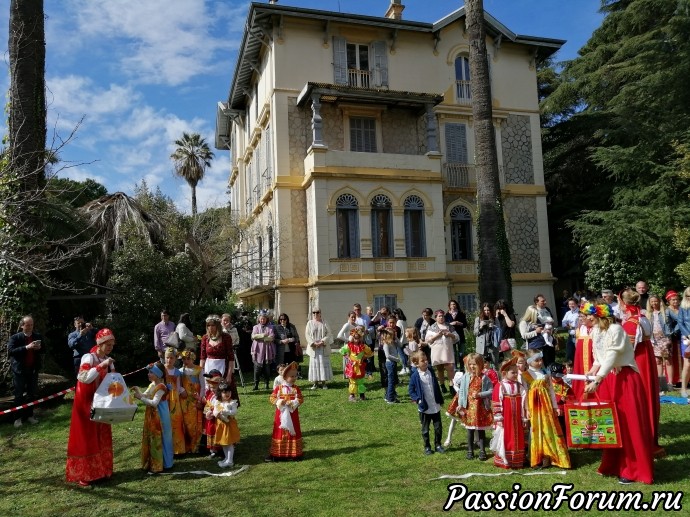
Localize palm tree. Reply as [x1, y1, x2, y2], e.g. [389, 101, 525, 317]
[81, 192, 165, 286]
[170, 132, 214, 215]
[466, 0, 512, 304]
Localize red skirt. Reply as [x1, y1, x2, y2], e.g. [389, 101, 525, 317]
[572, 336, 593, 400]
[634, 340, 664, 456]
[269, 409, 303, 459]
[598, 367, 654, 484]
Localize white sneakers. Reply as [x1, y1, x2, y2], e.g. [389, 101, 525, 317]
[15, 417, 39, 427]
[14, 419, 22, 428]
[217, 459, 234, 468]
[27, 416, 39, 425]
[398, 368, 410, 375]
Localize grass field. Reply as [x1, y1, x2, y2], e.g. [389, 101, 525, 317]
[1, 359, 689, 517]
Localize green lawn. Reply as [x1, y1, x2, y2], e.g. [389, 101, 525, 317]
[1, 359, 689, 517]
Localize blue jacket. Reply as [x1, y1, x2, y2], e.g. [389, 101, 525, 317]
[408, 367, 444, 413]
[676, 307, 690, 338]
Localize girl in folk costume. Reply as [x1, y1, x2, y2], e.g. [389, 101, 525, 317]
[163, 347, 186, 455]
[133, 363, 173, 473]
[525, 349, 571, 469]
[456, 353, 494, 460]
[180, 350, 205, 454]
[618, 289, 665, 458]
[213, 382, 240, 468]
[200, 315, 240, 403]
[572, 310, 594, 400]
[340, 326, 374, 402]
[66, 328, 116, 486]
[202, 370, 223, 457]
[583, 302, 654, 484]
[491, 359, 528, 469]
[267, 362, 304, 461]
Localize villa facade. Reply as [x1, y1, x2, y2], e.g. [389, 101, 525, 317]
[215, 1, 564, 321]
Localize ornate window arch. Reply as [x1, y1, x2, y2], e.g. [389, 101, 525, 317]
[371, 194, 392, 258]
[450, 204, 473, 260]
[336, 193, 359, 258]
[404, 195, 426, 257]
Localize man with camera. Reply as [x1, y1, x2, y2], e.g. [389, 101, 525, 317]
[8, 315, 44, 428]
[68, 316, 98, 376]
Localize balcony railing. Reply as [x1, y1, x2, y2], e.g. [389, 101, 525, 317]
[455, 80, 471, 105]
[261, 166, 273, 194]
[347, 68, 384, 89]
[443, 163, 506, 187]
[443, 162, 472, 187]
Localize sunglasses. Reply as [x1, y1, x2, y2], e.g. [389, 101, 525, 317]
[312, 311, 320, 314]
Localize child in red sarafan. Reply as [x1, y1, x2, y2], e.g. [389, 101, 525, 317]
[266, 361, 304, 461]
[491, 358, 528, 469]
[202, 370, 223, 458]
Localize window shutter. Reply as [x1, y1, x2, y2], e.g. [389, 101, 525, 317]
[445, 123, 468, 164]
[371, 40, 388, 87]
[333, 36, 348, 85]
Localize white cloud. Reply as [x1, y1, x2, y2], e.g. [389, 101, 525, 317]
[65, 0, 245, 87]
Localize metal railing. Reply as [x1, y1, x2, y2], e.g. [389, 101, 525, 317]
[443, 162, 472, 187]
[455, 80, 471, 104]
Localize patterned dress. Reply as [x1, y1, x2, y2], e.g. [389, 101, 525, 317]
[269, 383, 304, 460]
[181, 365, 204, 453]
[492, 379, 527, 469]
[165, 367, 186, 455]
[525, 368, 571, 468]
[459, 375, 493, 430]
[65, 353, 114, 483]
[140, 383, 173, 473]
[572, 325, 593, 400]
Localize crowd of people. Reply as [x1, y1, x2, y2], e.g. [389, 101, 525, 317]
[7, 278, 687, 488]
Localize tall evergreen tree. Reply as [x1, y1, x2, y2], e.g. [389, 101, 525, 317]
[543, 0, 690, 288]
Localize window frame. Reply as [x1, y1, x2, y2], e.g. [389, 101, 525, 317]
[335, 194, 360, 259]
[450, 205, 473, 261]
[371, 194, 393, 258]
[403, 195, 426, 258]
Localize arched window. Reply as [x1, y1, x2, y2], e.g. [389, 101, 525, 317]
[371, 194, 393, 258]
[336, 194, 359, 258]
[404, 195, 426, 257]
[455, 55, 471, 102]
[451, 205, 472, 260]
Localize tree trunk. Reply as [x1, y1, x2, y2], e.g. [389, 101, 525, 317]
[191, 184, 197, 216]
[8, 0, 47, 191]
[466, 0, 512, 305]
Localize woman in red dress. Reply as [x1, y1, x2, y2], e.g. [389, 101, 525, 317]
[583, 303, 654, 484]
[66, 328, 116, 487]
[199, 315, 240, 405]
[571, 312, 594, 400]
[618, 289, 664, 458]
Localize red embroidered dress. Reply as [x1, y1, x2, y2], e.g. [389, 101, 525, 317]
[269, 383, 304, 460]
[66, 353, 113, 483]
[492, 379, 527, 469]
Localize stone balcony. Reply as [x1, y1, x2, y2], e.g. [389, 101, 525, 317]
[304, 147, 441, 177]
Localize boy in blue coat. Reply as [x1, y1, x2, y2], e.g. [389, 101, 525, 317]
[408, 351, 445, 455]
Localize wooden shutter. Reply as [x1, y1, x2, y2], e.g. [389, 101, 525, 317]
[371, 40, 388, 87]
[333, 36, 348, 85]
[445, 123, 468, 164]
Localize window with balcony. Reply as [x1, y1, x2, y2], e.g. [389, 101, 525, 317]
[373, 295, 397, 312]
[371, 194, 393, 258]
[450, 205, 473, 260]
[444, 123, 469, 187]
[333, 37, 388, 88]
[336, 194, 360, 258]
[350, 117, 377, 153]
[455, 55, 471, 103]
[404, 195, 426, 258]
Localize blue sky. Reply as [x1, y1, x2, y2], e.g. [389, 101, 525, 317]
[0, 0, 603, 213]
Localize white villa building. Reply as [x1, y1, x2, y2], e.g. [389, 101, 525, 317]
[214, 0, 564, 321]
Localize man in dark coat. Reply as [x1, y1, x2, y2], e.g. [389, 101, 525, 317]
[8, 315, 44, 428]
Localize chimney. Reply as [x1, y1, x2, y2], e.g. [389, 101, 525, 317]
[384, 0, 405, 20]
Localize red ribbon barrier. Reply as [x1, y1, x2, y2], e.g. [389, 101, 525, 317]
[1, 365, 148, 416]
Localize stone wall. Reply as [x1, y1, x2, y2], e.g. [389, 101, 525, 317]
[504, 196, 540, 273]
[290, 189, 309, 279]
[321, 103, 344, 151]
[501, 114, 533, 184]
[381, 109, 424, 155]
[287, 97, 311, 175]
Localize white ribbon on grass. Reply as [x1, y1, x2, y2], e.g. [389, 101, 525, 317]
[155, 465, 249, 477]
[432, 470, 567, 481]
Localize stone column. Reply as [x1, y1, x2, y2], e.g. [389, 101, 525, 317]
[311, 93, 325, 148]
[425, 103, 439, 153]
